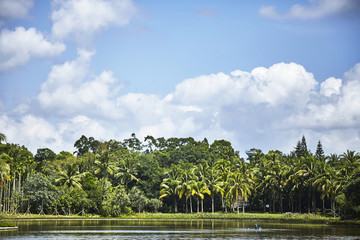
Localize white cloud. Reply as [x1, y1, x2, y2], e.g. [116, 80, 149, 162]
[0, 114, 62, 152]
[0, 27, 66, 71]
[0, 0, 34, 20]
[2, 60, 360, 155]
[173, 62, 317, 109]
[38, 49, 125, 119]
[259, 0, 359, 20]
[51, 0, 136, 44]
[284, 63, 360, 130]
[320, 77, 342, 97]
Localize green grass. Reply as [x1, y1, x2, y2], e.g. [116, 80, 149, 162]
[0, 222, 16, 227]
[2, 212, 358, 225]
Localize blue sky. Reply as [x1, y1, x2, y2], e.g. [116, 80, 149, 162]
[0, 0, 360, 155]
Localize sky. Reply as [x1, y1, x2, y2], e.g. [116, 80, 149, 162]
[0, 0, 360, 156]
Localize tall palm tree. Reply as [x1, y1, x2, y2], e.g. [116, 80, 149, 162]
[340, 150, 360, 180]
[94, 150, 117, 180]
[313, 162, 343, 218]
[202, 162, 223, 213]
[55, 163, 83, 191]
[226, 158, 254, 214]
[191, 180, 210, 213]
[0, 133, 6, 144]
[0, 154, 11, 189]
[215, 158, 231, 212]
[159, 165, 181, 213]
[115, 150, 139, 188]
[175, 164, 196, 213]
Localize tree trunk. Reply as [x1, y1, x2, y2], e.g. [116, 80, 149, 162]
[322, 198, 325, 215]
[11, 171, 16, 212]
[312, 189, 316, 213]
[174, 198, 178, 213]
[185, 198, 188, 213]
[280, 193, 283, 213]
[189, 196, 193, 214]
[307, 189, 311, 213]
[197, 199, 199, 213]
[331, 195, 336, 218]
[224, 198, 227, 213]
[211, 194, 214, 213]
[201, 199, 204, 213]
[298, 191, 302, 213]
[263, 194, 266, 213]
[242, 197, 245, 213]
[221, 195, 224, 212]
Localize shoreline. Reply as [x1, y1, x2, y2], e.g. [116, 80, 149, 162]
[1, 213, 359, 225]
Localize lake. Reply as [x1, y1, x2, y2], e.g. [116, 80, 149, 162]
[0, 219, 359, 239]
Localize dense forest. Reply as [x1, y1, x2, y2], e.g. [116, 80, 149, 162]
[0, 133, 359, 219]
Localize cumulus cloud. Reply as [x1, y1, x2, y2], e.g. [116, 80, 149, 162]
[0, 0, 34, 21]
[0, 113, 61, 152]
[320, 77, 342, 97]
[38, 49, 125, 119]
[259, 0, 360, 20]
[284, 63, 360, 130]
[1, 60, 360, 155]
[0, 27, 66, 71]
[51, 0, 136, 44]
[172, 62, 317, 109]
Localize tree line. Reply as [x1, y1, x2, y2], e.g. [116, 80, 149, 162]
[0, 133, 359, 219]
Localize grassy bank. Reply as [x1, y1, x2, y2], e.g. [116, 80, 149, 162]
[0, 212, 345, 223]
[0, 222, 16, 227]
[1, 212, 359, 225]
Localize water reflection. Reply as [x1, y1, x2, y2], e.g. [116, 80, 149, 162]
[0, 219, 359, 240]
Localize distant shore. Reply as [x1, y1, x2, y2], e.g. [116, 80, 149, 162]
[1, 212, 359, 225]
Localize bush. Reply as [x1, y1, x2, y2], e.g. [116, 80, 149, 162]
[101, 185, 131, 217]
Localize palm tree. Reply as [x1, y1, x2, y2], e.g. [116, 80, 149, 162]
[175, 164, 196, 213]
[160, 165, 181, 213]
[313, 162, 343, 218]
[226, 158, 254, 213]
[55, 163, 83, 191]
[299, 154, 321, 213]
[115, 150, 139, 188]
[215, 158, 231, 212]
[257, 151, 287, 213]
[0, 133, 6, 144]
[340, 150, 360, 180]
[94, 150, 117, 180]
[191, 180, 210, 213]
[202, 162, 223, 213]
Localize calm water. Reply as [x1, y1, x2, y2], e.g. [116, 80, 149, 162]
[0, 219, 359, 239]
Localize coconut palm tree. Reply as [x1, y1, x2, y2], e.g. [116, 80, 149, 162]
[226, 158, 254, 214]
[313, 162, 343, 218]
[190, 180, 210, 213]
[159, 165, 181, 213]
[175, 164, 196, 213]
[94, 150, 117, 180]
[202, 162, 223, 213]
[0, 133, 6, 144]
[55, 163, 83, 191]
[115, 150, 139, 189]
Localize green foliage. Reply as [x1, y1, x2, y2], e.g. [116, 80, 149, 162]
[339, 168, 360, 219]
[60, 188, 92, 215]
[101, 185, 131, 217]
[81, 173, 102, 213]
[23, 173, 58, 214]
[147, 198, 163, 212]
[129, 186, 148, 213]
[0, 222, 16, 227]
[0, 134, 359, 221]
